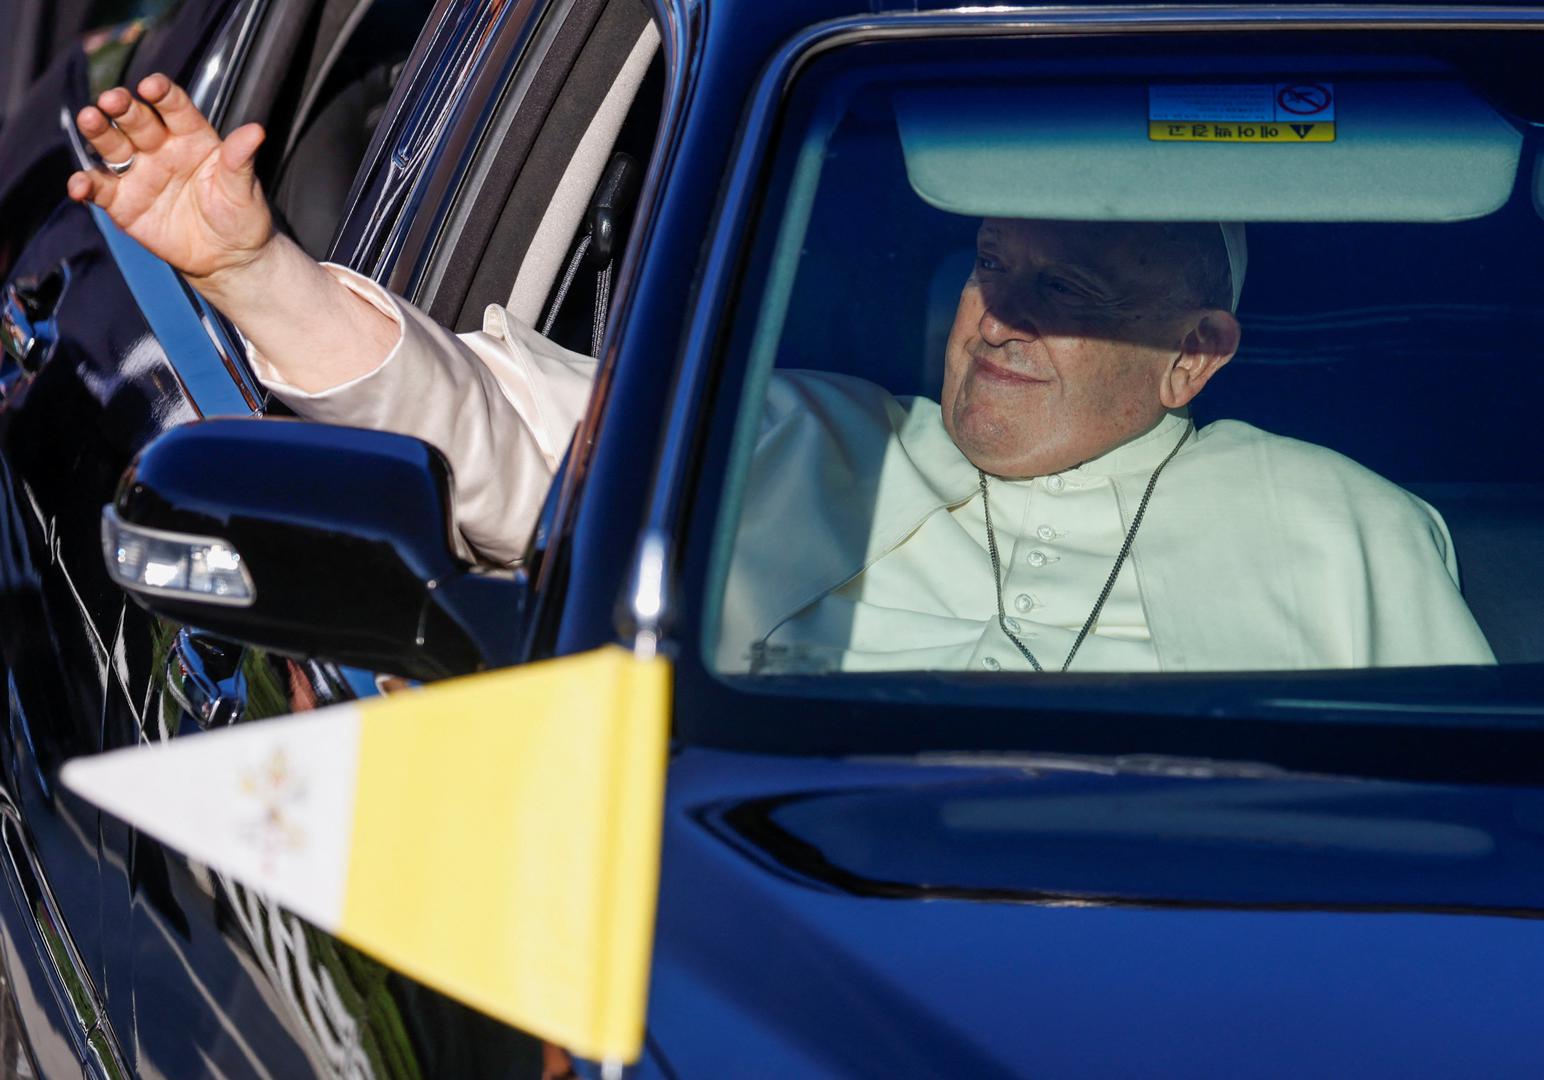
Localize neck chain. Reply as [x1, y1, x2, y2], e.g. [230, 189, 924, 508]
[977, 420, 1192, 673]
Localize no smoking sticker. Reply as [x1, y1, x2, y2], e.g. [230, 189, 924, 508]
[1148, 82, 1335, 143]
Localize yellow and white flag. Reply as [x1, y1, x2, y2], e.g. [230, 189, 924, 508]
[62, 645, 670, 1064]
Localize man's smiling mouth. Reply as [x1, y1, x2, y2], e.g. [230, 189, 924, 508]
[972, 353, 1051, 385]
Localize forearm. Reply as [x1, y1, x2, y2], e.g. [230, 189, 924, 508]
[245, 266, 597, 565]
[187, 233, 399, 392]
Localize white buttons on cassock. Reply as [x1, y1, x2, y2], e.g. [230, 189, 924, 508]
[1003, 617, 1022, 633]
[1045, 475, 1065, 493]
[982, 656, 1001, 671]
[1026, 550, 1049, 567]
[1036, 525, 1057, 541]
[1013, 593, 1034, 613]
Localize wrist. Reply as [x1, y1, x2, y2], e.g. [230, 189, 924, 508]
[182, 230, 293, 307]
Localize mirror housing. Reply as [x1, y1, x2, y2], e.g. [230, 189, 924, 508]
[104, 419, 524, 681]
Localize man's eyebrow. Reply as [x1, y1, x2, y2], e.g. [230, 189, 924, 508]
[1049, 258, 1118, 296]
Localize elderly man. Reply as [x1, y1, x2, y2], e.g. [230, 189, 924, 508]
[68, 76, 1496, 673]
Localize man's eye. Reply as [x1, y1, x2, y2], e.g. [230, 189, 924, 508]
[1043, 277, 1086, 299]
[974, 254, 1004, 272]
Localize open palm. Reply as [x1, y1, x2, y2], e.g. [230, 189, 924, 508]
[67, 74, 273, 283]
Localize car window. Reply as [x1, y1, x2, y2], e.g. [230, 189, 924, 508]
[698, 31, 1544, 687]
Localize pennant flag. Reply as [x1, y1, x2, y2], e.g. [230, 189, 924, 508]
[62, 645, 670, 1064]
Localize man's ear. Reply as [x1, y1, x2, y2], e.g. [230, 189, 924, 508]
[1160, 309, 1240, 410]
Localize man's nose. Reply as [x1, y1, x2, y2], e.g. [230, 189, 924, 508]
[978, 300, 1038, 347]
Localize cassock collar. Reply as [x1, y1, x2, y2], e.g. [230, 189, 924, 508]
[897, 405, 1195, 502]
[1065, 409, 1195, 479]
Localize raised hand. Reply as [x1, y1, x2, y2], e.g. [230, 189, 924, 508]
[67, 74, 273, 286]
[65, 73, 399, 392]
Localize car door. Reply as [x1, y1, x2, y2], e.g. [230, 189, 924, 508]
[110, 0, 674, 1074]
[329, 0, 665, 645]
[0, 0, 447, 1072]
[0, 3, 269, 1072]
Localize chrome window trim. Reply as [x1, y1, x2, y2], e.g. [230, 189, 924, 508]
[188, 0, 271, 127]
[790, 5, 1544, 67]
[634, 3, 1544, 637]
[346, 0, 541, 286]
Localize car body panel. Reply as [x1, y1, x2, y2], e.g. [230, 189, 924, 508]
[651, 749, 1544, 1076]
[0, 194, 192, 1074]
[7, 0, 1544, 1075]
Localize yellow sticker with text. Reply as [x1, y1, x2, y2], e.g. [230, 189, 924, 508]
[1149, 120, 1334, 143]
[1148, 83, 1336, 143]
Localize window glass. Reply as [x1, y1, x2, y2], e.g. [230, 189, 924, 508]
[703, 33, 1544, 683]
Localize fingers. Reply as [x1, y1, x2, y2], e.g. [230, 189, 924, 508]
[66, 169, 110, 206]
[75, 104, 135, 167]
[217, 123, 266, 200]
[95, 84, 169, 153]
[219, 123, 265, 174]
[137, 74, 210, 138]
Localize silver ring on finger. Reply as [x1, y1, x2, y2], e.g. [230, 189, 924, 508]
[103, 154, 136, 177]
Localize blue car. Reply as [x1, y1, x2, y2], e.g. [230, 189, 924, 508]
[6, 0, 1544, 1075]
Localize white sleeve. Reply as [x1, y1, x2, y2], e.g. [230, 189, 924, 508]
[246, 264, 598, 566]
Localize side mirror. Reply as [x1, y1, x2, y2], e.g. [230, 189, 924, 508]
[102, 419, 524, 681]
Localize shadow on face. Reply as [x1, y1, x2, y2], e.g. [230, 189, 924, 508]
[964, 218, 1232, 350]
[938, 218, 1241, 478]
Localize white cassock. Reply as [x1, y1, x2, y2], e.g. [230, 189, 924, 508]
[252, 267, 1497, 674]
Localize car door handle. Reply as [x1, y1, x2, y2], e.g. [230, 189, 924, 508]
[2, 265, 69, 374]
[165, 627, 246, 728]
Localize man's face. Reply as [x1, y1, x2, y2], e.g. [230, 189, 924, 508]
[940, 218, 1211, 477]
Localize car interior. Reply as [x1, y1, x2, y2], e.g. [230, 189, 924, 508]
[768, 69, 1544, 666]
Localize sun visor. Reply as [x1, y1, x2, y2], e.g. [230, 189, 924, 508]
[895, 81, 1521, 222]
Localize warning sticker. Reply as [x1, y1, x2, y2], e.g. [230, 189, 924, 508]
[1148, 83, 1335, 143]
[1148, 120, 1333, 143]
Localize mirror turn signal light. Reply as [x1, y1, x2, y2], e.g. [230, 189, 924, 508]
[101, 507, 255, 606]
